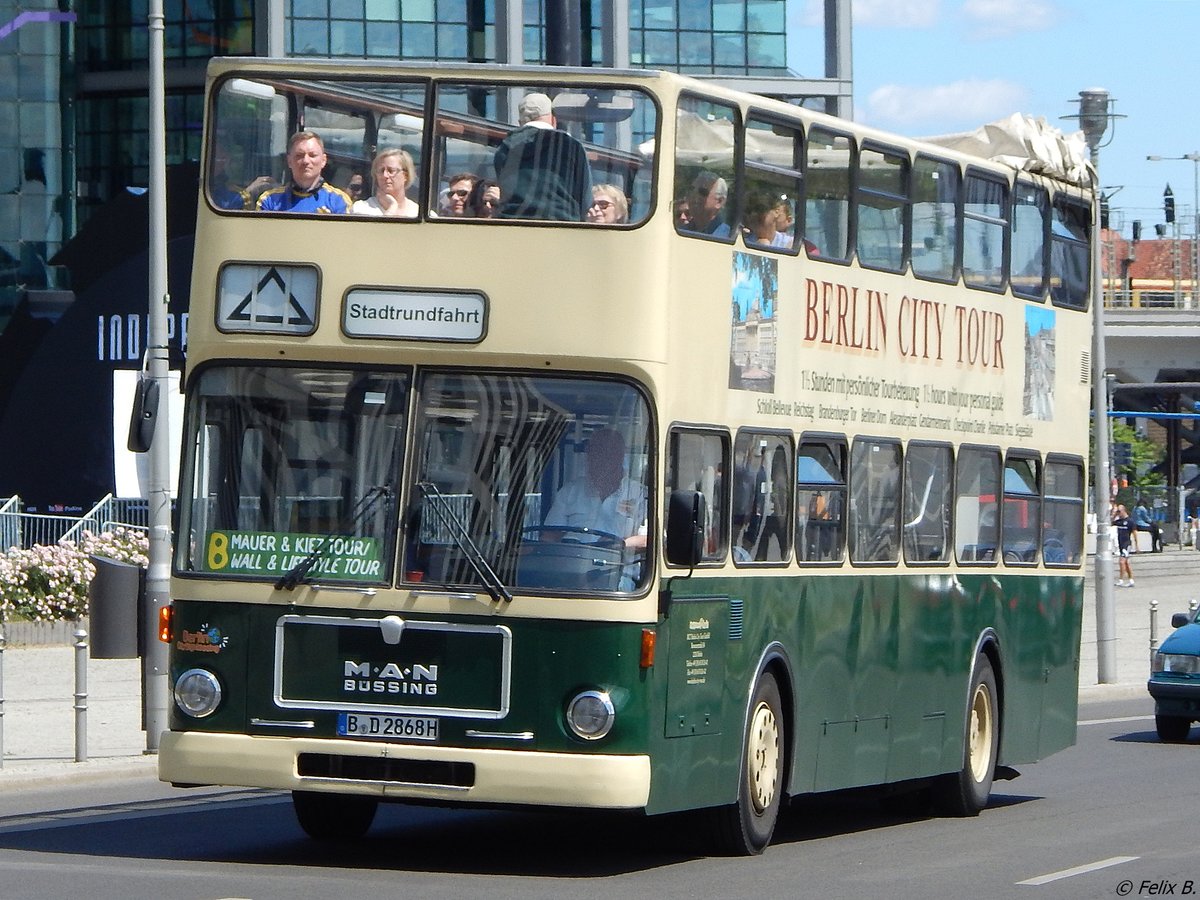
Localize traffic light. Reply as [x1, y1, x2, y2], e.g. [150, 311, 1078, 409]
[1132, 220, 1142, 242]
[1100, 193, 1110, 229]
[1112, 441, 1133, 468]
[1164, 184, 1176, 224]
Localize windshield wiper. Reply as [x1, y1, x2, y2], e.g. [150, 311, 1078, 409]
[275, 484, 393, 591]
[416, 481, 513, 604]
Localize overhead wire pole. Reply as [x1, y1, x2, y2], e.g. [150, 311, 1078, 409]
[144, 0, 171, 751]
[1066, 89, 1119, 684]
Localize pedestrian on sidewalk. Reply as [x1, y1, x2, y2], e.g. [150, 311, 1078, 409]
[1113, 503, 1135, 586]
[1134, 500, 1163, 552]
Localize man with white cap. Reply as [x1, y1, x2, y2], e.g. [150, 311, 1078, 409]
[493, 91, 592, 221]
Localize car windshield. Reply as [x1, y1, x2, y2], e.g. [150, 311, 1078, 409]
[404, 372, 653, 595]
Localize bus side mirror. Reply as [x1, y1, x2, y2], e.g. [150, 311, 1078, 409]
[127, 375, 160, 453]
[665, 489, 706, 567]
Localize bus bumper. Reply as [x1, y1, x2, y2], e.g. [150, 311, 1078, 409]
[158, 731, 652, 808]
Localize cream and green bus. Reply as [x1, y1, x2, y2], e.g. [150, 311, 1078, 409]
[158, 57, 1093, 855]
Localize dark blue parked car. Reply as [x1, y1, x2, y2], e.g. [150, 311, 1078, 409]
[1148, 608, 1200, 741]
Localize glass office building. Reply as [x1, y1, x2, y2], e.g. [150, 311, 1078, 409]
[2, 0, 797, 318]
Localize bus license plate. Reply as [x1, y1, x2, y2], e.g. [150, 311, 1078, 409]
[337, 713, 439, 742]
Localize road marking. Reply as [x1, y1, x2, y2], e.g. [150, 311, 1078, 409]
[1078, 715, 1153, 726]
[1017, 855, 1140, 885]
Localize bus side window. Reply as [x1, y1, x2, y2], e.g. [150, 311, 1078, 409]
[806, 126, 854, 262]
[674, 94, 740, 242]
[955, 446, 1001, 564]
[667, 428, 730, 563]
[732, 431, 793, 565]
[911, 154, 960, 283]
[1043, 456, 1084, 566]
[1002, 452, 1041, 565]
[849, 438, 901, 564]
[902, 442, 953, 564]
[796, 437, 846, 564]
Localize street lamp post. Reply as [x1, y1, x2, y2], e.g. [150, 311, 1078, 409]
[1147, 153, 1200, 307]
[1067, 88, 1119, 683]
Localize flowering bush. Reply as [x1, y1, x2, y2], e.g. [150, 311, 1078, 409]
[0, 528, 149, 622]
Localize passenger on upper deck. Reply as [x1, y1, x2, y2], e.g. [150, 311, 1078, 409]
[469, 178, 501, 218]
[439, 173, 479, 217]
[742, 190, 792, 249]
[681, 171, 731, 238]
[257, 131, 351, 214]
[351, 148, 420, 218]
[493, 92, 592, 222]
[210, 143, 276, 210]
[586, 184, 629, 224]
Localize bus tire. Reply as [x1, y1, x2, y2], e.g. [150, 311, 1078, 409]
[1155, 714, 1191, 743]
[711, 671, 784, 855]
[934, 653, 998, 817]
[292, 790, 378, 840]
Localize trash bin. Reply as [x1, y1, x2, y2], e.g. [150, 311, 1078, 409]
[88, 555, 142, 659]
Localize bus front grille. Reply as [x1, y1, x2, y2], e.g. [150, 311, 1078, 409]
[297, 752, 475, 788]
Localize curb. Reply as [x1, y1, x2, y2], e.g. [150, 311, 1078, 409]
[1078, 682, 1148, 703]
[0, 754, 157, 790]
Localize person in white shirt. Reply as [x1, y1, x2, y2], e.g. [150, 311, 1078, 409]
[350, 148, 420, 218]
[544, 428, 647, 549]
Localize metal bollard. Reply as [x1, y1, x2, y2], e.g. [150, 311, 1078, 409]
[1150, 598, 1160, 670]
[73, 628, 87, 763]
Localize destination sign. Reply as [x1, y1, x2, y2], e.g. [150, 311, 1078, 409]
[343, 288, 487, 342]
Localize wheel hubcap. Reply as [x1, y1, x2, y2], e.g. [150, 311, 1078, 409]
[967, 682, 994, 783]
[748, 700, 780, 813]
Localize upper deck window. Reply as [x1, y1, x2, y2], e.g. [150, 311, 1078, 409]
[963, 169, 1009, 293]
[205, 73, 657, 226]
[431, 82, 656, 224]
[1012, 180, 1049, 300]
[741, 115, 802, 255]
[1050, 196, 1091, 310]
[806, 126, 854, 263]
[674, 94, 741, 242]
[856, 143, 910, 273]
[911, 155, 960, 283]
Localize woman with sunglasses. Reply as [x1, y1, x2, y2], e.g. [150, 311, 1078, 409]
[586, 183, 629, 224]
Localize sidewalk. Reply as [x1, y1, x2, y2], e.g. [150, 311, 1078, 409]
[0, 551, 1190, 786]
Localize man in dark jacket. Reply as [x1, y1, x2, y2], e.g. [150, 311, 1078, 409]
[493, 92, 592, 222]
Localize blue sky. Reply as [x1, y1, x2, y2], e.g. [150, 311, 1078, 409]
[787, 0, 1200, 237]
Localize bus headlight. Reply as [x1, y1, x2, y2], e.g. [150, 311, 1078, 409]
[174, 668, 222, 718]
[566, 689, 615, 740]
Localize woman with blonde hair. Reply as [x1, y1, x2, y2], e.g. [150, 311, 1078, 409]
[586, 183, 629, 224]
[351, 148, 420, 218]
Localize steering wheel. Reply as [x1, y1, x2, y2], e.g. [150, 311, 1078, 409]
[521, 525, 625, 550]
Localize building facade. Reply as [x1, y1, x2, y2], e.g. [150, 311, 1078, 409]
[0, 0, 849, 510]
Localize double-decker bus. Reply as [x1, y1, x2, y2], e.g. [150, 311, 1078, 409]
[159, 57, 1093, 855]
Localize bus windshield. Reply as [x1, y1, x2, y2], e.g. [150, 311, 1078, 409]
[177, 365, 409, 586]
[209, 73, 657, 225]
[405, 373, 653, 595]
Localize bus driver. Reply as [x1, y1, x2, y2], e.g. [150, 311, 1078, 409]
[544, 428, 647, 550]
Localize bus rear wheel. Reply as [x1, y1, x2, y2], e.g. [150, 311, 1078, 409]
[933, 653, 998, 817]
[292, 790, 379, 840]
[710, 671, 784, 855]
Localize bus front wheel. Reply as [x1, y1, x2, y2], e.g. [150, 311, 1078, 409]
[934, 654, 998, 817]
[710, 671, 785, 855]
[292, 790, 379, 840]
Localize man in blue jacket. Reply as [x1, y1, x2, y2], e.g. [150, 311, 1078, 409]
[257, 131, 351, 214]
